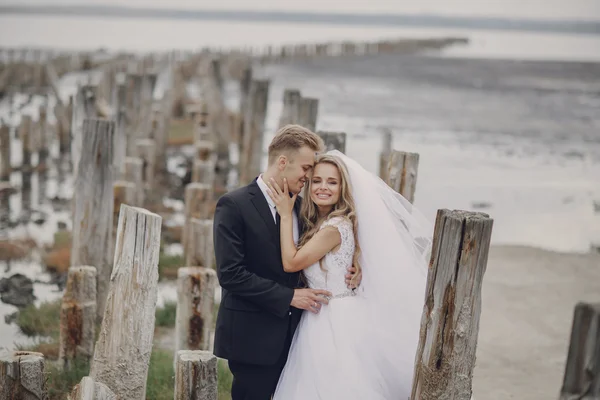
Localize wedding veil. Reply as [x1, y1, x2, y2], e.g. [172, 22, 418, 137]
[328, 150, 433, 396]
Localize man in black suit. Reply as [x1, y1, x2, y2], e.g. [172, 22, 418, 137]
[213, 125, 357, 399]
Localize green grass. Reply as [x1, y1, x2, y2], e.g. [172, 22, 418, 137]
[146, 348, 176, 400]
[218, 359, 233, 400]
[155, 301, 177, 327]
[46, 357, 90, 400]
[16, 299, 61, 338]
[53, 230, 72, 249]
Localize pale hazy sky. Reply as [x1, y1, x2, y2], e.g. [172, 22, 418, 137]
[5, 0, 600, 21]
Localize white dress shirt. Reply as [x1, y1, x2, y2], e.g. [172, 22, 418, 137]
[257, 174, 300, 245]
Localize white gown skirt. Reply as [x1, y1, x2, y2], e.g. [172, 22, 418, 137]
[273, 295, 418, 400]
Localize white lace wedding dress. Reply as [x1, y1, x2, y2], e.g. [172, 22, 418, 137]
[273, 216, 420, 399]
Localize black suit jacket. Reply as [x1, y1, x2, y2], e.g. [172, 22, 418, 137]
[213, 179, 304, 366]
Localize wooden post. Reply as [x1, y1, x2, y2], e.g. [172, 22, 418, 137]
[71, 118, 114, 322]
[19, 115, 32, 170]
[298, 97, 319, 132]
[194, 140, 216, 162]
[0, 124, 10, 180]
[58, 266, 97, 369]
[174, 350, 218, 400]
[124, 157, 144, 206]
[240, 79, 269, 184]
[37, 105, 49, 164]
[384, 150, 420, 204]
[278, 89, 301, 129]
[378, 129, 392, 180]
[559, 302, 600, 400]
[90, 204, 162, 400]
[182, 183, 213, 253]
[135, 139, 156, 189]
[175, 267, 217, 355]
[0, 351, 47, 399]
[317, 131, 346, 153]
[69, 376, 116, 400]
[184, 219, 214, 269]
[192, 159, 215, 185]
[411, 209, 493, 400]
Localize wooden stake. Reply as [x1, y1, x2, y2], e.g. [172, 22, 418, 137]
[90, 204, 162, 400]
[0, 351, 47, 399]
[184, 219, 214, 269]
[174, 351, 218, 400]
[71, 118, 114, 322]
[69, 376, 116, 400]
[317, 131, 346, 153]
[175, 267, 218, 354]
[384, 150, 420, 204]
[559, 302, 600, 400]
[59, 266, 97, 368]
[411, 209, 493, 400]
[0, 124, 10, 180]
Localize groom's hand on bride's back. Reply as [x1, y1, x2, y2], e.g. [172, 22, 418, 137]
[291, 288, 332, 314]
[345, 266, 362, 290]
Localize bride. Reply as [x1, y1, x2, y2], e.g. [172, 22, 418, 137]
[266, 150, 433, 399]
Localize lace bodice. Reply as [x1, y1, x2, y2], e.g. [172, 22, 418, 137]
[303, 216, 355, 297]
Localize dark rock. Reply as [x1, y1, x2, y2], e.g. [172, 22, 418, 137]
[0, 273, 35, 308]
[4, 311, 18, 324]
[472, 201, 492, 209]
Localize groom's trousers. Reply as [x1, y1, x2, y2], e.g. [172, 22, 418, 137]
[228, 318, 294, 400]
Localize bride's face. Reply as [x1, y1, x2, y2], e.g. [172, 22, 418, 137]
[310, 163, 341, 210]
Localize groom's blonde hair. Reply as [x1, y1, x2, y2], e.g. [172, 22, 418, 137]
[267, 124, 324, 165]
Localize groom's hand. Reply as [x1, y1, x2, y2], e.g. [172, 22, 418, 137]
[291, 288, 332, 314]
[345, 266, 362, 289]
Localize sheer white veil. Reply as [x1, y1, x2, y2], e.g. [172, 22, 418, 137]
[327, 150, 433, 396]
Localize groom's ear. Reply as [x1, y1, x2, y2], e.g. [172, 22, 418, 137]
[277, 154, 288, 170]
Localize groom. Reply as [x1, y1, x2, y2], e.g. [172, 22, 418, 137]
[213, 124, 358, 399]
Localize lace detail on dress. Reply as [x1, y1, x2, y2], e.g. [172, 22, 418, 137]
[303, 216, 355, 297]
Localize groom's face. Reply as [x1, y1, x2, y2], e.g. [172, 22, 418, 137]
[281, 146, 316, 194]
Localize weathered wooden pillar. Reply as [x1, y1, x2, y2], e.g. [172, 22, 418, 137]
[240, 80, 270, 184]
[182, 183, 213, 253]
[191, 159, 215, 185]
[90, 204, 162, 400]
[71, 118, 114, 322]
[71, 85, 98, 172]
[0, 124, 10, 180]
[124, 157, 144, 206]
[194, 140, 216, 162]
[384, 150, 420, 204]
[411, 209, 493, 400]
[19, 115, 32, 170]
[135, 139, 156, 189]
[378, 129, 393, 180]
[37, 105, 49, 164]
[317, 131, 346, 153]
[70, 376, 116, 400]
[559, 302, 600, 400]
[298, 97, 319, 132]
[184, 219, 214, 269]
[175, 267, 217, 355]
[278, 89, 301, 129]
[0, 351, 47, 399]
[174, 351, 218, 400]
[59, 266, 97, 368]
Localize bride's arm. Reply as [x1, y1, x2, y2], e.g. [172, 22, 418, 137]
[280, 215, 340, 272]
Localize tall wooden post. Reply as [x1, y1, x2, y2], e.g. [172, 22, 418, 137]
[19, 115, 32, 170]
[184, 219, 214, 269]
[0, 351, 47, 399]
[175, 267, 217, 354]
[384, 150, 420, 204]
[240, 79, 269, 184]
[124, 157, 144, 206]
[70, 376, 116, 400]
[378, 129, 393, 180]
[174, 351, 218, 400]
[317, 131, 346, 153]
[278, 89, 301, 129]
[182, 183, 213, 253]
[559, 302, 600, 400]
[0, 124, 10, 180]
[71, 118, 114, 322]
[411, 209, 493, 400]
[298, 97, 319, 132]
[59, 266, 97, 368]
[90, 205, 162, 400]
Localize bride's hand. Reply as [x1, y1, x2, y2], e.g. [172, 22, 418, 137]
[266, 178, 297, 218]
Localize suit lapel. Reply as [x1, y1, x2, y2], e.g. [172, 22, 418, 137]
[248, 180, 279, 245]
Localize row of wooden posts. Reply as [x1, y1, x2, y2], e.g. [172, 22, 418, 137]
[1, 49, 597, 399]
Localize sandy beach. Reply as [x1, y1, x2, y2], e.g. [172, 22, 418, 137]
[473, 245, 599, 400]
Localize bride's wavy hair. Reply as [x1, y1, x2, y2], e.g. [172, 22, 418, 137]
[299, 154, 362, 284]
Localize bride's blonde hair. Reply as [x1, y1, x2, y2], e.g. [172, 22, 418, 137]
[298, 154, 362, 283]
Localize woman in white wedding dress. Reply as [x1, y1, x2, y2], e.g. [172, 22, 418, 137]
[266, 151, 434, 399]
